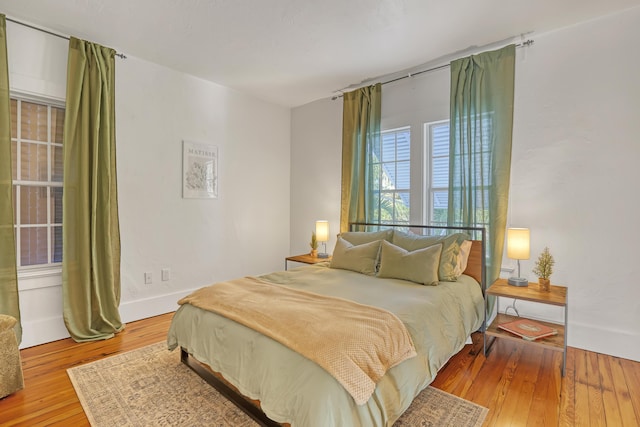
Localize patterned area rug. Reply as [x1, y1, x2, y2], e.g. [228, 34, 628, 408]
[68, 342, 488, 426]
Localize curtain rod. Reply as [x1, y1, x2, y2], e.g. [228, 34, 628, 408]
[331, 39, 533, 100]
[5, 16, 127, 59]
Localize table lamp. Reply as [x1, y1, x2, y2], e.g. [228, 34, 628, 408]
[507, 228, 530, 287]
[315, 220, 329, 258]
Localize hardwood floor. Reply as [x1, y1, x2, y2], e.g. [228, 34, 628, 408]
[1, 312, 638, 426]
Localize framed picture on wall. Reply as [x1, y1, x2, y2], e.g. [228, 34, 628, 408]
[182, 140, 218, 199]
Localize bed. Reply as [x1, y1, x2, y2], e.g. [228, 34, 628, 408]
[167, 223, 486, 426]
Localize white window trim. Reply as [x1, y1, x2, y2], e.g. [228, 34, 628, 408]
[17, 266, 63, 290]
[11, 90, 65, 108]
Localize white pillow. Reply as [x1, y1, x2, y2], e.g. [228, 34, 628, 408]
[453, 240, 473, 278]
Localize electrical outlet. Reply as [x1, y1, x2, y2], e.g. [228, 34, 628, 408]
[144, 272, 152, 284]
[161, 268, 170, 281]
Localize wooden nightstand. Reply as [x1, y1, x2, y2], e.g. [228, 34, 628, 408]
[484, 278, 568, 376]
[285, 254, 331, 271]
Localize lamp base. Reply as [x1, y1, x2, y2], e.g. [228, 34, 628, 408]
[317, 253, 329, 259]
[508, 277, 529, 287]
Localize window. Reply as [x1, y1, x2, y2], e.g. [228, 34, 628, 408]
[10, 97, 65, 268]
[371, 127, 410, 224]
[424, 117, 492, 227]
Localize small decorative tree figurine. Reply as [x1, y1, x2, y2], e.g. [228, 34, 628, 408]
[532, 247, 555, 292]
[310, 231, 318, 257]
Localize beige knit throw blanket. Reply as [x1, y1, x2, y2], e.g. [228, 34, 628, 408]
[178, 276, 417, 405]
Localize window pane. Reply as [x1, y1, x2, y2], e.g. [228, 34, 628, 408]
[431, 191, 448, 224]
[379, 192, 395, 222]
[51, 187, 63, 224]
[432, 157, 449, 188]
[397, 131, 410, 161]
[51, 107, 65, 144]
[20, 142, 48, 181]
[396, 160, 410, 190]
[51, 226, 62, 263]
[381, 163, 395, 190]
[431, 124, 449, 157]
[52, 145, 63, 182]
[20, 227, 48, 266]
[394, 192, 410, 223]
[20, 186, 48, 224]
[21, 101, 48, 142]
[381, 133, 396, 162]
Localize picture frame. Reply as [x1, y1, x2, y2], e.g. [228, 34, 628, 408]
[182, 140, 218, 199]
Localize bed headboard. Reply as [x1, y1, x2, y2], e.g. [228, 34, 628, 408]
[348, 222, 486, 292]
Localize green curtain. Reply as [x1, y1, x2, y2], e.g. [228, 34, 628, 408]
[0, 15, 21, 343]
[62, 37, 123, 341]
[448, 45, 516, 315]
[339, 84, 381, 232]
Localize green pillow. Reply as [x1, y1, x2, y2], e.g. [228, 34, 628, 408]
[329, 237, 382, 276]
[377, 241, 442, 286]
[338, 229, 393, 246]
[392, 230, 469, 281]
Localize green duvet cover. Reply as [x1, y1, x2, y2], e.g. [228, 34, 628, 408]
[167, 264, 484, 426]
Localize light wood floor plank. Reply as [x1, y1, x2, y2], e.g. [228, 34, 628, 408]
[559, 347, 577, 427]
[500, 342, 541, 424]
[526, 348, 560, 426]
[599, 353, 624, 426]
[608, 356, 637, 427]
[0, 313, 639, 426]
[618, 357, 640, 426]
[575, 347, 593, 426]
[469, 339, 522, 426]
[587, 351, 607, 426]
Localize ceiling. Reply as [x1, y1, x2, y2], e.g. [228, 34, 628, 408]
[1, 0, 639, 107]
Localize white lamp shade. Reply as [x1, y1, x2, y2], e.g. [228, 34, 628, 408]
[507, 228, 530, 260]
[315, 221, 329, 242]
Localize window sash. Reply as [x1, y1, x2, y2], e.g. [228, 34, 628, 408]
[374, 127, 410, 224]
[11, 96, 65, 269]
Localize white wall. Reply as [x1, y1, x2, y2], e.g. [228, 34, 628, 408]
[8, 21, 291, 348]
[291, 7, 640, 361]
[290, 99, 343, 256]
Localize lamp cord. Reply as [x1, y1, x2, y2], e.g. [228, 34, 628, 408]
[505, 299, 520, 317]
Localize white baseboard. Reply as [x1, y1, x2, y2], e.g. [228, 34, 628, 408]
[20, 316, 70, 349]
[118, 288, 196, 323]
[19, 288, 198, 349]
[569, 321, 639, 362]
